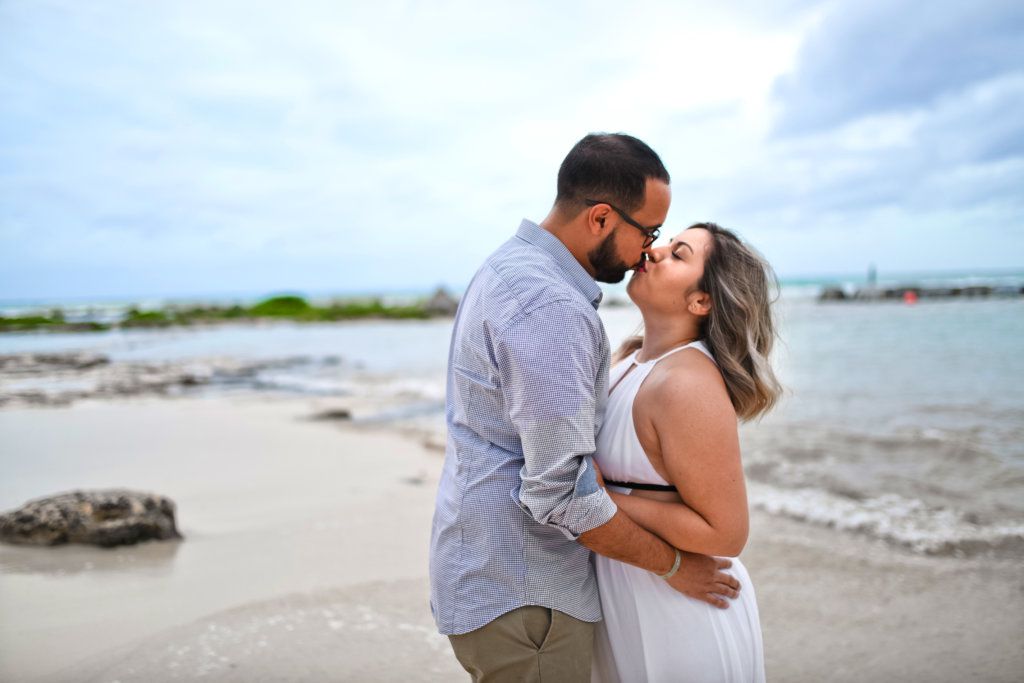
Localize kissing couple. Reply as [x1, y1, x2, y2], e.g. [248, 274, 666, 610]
[430, 133, 781, 682]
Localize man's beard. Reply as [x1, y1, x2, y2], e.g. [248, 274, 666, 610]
[587, 229, 634, 284]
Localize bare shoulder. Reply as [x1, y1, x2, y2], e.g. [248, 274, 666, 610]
[641, 349, 734, 420]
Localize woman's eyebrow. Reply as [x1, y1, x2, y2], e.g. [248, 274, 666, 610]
[672, 241, 694, 255]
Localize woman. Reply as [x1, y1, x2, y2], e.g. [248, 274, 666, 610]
[591, 222, 782, 683]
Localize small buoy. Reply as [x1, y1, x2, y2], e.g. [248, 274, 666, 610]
[903, 291, 918, 305]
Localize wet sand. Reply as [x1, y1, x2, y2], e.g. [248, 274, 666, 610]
[1, 396, 1022, 682]
[0, 395, 448, 681]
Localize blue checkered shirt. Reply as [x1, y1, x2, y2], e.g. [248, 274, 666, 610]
[429, 219, 619, 635]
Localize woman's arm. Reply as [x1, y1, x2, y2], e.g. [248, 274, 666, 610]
[606, 490, 745, 557]
[622, 355, 750, 557]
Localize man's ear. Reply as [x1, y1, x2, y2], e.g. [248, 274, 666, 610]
[587, 204, 611, 237]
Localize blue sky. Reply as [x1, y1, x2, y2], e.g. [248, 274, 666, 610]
[1, 0, 1022, 300]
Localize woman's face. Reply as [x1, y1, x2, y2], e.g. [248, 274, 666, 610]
[627, 226, 713, 315]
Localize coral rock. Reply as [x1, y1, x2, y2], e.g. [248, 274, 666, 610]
[0, 490, 182, 548]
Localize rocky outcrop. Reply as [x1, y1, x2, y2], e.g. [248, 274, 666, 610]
[819, 287, 848, 301]
[0, 490, 182, 548]
[423, 287, 459, 316]
[0, 352, 316, 408]
[820, 283, 1023, 302]
[0, 352, 109, 374]
[309, 408, 353, 421]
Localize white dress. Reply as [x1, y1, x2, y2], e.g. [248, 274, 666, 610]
[592, 341, 766, 683]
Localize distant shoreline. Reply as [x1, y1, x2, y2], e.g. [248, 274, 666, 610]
[3, 266, 1023, 312]
[7, 272, 1024, 333]
[0, 291, 459, 334]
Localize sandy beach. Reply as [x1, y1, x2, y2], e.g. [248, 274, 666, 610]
[4, 0, 1023, 679]
[1, 394, 1022, 682]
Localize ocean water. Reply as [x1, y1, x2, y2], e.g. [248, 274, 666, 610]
[738, 296, 1024, 557]
[2, 289, 1022, 558]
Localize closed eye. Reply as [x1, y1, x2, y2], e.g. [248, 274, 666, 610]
[670, 240, 694, 259]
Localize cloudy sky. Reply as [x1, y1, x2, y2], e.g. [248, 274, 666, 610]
[1, 0, 1022, 301]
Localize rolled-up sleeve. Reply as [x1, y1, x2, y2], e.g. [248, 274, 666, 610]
[495, 300, 618, 540]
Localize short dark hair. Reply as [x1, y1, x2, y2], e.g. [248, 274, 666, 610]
[555, 133, 670, 213]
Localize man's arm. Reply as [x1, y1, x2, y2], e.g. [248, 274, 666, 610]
[578, 508, 739, 609]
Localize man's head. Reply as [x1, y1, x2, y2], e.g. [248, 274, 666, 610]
[549, 133, 671, 283]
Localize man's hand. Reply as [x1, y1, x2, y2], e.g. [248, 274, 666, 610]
[664, 551, 740, 609]
[591, 459, 606, 488]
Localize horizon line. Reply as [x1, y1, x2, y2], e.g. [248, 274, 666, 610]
[2, 265, 1023, 308]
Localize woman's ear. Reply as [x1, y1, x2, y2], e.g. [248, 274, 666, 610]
[688, 291, 712, 317]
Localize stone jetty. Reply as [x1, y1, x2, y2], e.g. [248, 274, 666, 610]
[819, 284, 1024, 302]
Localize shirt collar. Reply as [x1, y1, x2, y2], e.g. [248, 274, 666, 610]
[515, 219, 603, 308]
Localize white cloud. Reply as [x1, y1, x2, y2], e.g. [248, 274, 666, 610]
[0, 0, 1020, 301]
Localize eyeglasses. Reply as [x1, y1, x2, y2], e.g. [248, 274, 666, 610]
[584, 199, 662, 248]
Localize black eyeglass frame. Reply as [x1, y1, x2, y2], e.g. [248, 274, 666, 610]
[583, 199, 662, 248]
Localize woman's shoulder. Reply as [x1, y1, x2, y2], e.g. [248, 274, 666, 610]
[641, 348, 732, 414]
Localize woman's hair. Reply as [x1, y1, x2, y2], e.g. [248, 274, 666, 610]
[613, 222, 782, 421]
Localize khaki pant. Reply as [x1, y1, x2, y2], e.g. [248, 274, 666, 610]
[448, 606, 595, 683]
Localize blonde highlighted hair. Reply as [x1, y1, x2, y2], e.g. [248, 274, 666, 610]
[614, 222, 782, 421]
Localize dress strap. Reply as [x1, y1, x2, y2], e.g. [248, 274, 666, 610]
[645, 340, 703, 364]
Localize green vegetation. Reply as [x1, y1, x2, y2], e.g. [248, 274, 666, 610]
[170, 304, 248, 320]
[318, 300, 430, 321]
[249, 295, 313, 317]
[1, 315, 55, 328]
[0, 314, 109, 332]
[1, 293, 444, 334]
[122, 308, 174, 328]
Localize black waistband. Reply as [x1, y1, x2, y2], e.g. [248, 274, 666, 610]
[605, 479, 677, 492]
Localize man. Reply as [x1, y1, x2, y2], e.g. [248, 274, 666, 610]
[429, 133, 740, 682]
